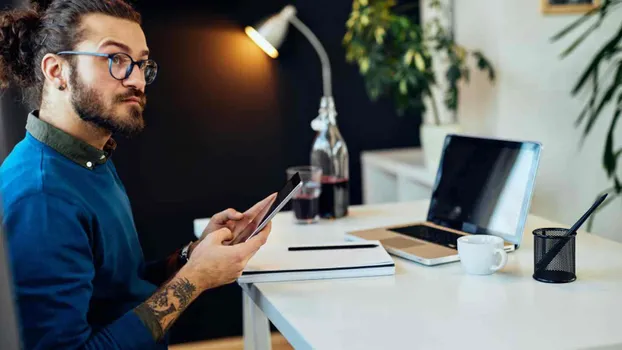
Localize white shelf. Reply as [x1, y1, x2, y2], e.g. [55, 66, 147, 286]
[361, 148, 436, 205]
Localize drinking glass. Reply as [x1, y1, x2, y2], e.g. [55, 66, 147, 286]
[286, 166, 322, 224]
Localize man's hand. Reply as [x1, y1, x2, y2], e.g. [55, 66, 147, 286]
[200, 208, 244, 240]
[183, 222, 272, 290]
[135, 221, 273, 342]
[191, 193, 277, 254]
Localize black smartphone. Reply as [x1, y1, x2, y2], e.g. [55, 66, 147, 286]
[229, 172, 302, 245]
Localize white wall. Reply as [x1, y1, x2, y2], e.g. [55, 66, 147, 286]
[454, 0, 622, 242]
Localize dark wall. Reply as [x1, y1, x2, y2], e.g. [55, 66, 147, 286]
[121, 0, 422, 343]
[0, 88, 28, 163]
[124, 0, 423, 251]
[0, 0, 422, 344]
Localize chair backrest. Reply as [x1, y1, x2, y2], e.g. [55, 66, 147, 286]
[0, 213, 21, 350]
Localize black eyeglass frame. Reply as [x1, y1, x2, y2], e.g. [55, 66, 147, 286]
[56, 51, 158, 84]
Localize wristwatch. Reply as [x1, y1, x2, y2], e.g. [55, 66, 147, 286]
[179, 241, 193, 265]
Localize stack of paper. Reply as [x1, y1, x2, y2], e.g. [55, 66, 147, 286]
[237, 240, 395, 284]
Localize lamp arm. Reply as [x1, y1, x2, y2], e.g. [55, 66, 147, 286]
[289, 15, 332, 98]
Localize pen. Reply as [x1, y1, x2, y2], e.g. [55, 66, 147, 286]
[288, 244, 378, 251]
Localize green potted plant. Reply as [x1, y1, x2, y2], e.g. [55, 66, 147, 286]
[343, 0, 495, 171]
[550, 0, 622, 231]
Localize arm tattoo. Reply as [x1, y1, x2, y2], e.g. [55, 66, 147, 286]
[173, 279, 195, 309]
[134, 277, 198, 341]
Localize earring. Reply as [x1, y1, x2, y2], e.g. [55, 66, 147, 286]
[58, 85, 66, 91]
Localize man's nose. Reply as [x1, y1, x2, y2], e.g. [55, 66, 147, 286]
[123, 64, 146, 92]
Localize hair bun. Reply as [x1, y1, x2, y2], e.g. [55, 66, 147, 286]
[29, 0, 54, 12]
[0, 8, 42, 88]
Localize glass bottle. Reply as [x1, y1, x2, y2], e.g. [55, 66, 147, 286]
[310, 97, 349, 219]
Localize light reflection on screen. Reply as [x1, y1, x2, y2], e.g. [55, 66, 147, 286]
[428, 136, 540, 240]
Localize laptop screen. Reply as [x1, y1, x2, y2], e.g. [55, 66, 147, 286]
[427, 135, 541, 244]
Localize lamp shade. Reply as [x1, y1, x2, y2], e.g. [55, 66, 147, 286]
[245, 5, 297, 59]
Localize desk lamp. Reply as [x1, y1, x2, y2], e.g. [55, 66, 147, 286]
[245, 5, 350, 219]
[244, 5, 336, 129]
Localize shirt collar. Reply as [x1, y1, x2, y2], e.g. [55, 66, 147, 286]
[26, 110, 116, 170]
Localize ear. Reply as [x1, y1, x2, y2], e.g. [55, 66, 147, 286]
[41, 53, 68, 90]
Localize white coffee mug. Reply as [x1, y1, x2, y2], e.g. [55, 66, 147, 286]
[457, 235, 508, 275]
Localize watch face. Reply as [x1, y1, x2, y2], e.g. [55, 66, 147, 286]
[180, 244, 191, 263]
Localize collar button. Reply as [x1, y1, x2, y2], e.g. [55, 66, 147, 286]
[86, 161, 93, 168]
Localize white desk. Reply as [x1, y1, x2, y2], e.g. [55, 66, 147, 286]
[193, 201, 622, 350]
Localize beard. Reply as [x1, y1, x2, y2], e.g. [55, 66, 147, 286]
[70, 69, 147, 138]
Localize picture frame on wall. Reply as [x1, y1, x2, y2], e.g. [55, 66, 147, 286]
[541, 0, 602, 14]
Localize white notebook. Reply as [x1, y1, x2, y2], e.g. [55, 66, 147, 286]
[237, 240, 395, 284]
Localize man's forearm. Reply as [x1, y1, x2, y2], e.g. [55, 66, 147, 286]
[133, 267, 202, 341]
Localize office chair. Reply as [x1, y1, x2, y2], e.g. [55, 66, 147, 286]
[0, 211, 21, 350]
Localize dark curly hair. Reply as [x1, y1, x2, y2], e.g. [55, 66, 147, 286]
[0, 0, 140, 108]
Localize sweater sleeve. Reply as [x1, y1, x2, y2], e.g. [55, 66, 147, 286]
[4, 193, 157, 350]
[143, 249, 183, 287]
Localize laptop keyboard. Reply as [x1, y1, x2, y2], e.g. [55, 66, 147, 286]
[388, 225, 462, 250]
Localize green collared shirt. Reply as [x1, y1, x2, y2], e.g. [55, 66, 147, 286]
[26, 110, 116, 170]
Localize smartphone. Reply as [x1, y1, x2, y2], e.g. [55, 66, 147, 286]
[228, 172, 302, 245]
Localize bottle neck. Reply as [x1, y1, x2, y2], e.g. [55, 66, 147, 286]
[311, 96, 337, 131]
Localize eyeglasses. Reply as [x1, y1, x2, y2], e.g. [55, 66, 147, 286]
[56, 51, 158, 85]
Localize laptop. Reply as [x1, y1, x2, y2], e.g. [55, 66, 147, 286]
[346, 134, 542, 266]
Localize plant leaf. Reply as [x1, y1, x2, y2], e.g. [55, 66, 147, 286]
[550, 6, 601, 42]
[576, 64, 599, 129]
[487, 65, 496, 81]
[575, 99, 593, 128]
[583, 62, 622, 138]
[602, 92, 622, 177]
[446, 65, 461, 83]
[462, 68, 470, 83]
[571, 23, 622, 95]
[559, 21, 601, 59]
[473, 50, 496, 81]
[586, 188, 618, 232]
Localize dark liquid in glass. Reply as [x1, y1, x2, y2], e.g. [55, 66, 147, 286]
[292, 195, 319, 221]
[319, 176, 349, 219]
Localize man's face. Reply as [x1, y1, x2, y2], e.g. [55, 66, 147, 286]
[68, 13, 150, 137]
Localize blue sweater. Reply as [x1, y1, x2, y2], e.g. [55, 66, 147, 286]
[1, 133, 168, 349]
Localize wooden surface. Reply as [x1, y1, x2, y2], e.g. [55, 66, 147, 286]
[541, 0, 601, 14]
[170, 333, 292, 350]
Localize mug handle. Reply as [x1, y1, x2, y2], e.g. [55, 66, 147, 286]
[490, 248, 508, 272]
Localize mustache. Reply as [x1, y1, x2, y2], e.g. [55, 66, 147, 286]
[116, 90, 146, 107]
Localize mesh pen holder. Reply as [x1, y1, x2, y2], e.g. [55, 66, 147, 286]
[533, 228, 576, 283]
